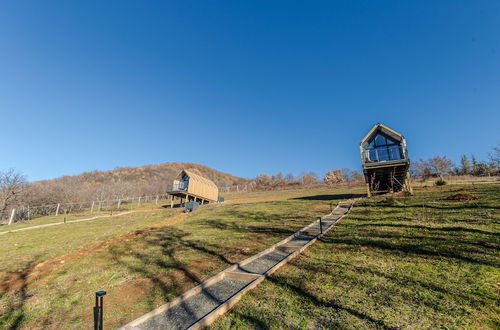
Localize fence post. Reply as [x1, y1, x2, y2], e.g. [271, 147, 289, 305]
[8, 209, 16, 225]
[55, 203, 60, 216]
[117, 199, 121, 209]
[138, 197, 141, 205]
[91, 201, 95, 213]
[155, 195, 159, 205]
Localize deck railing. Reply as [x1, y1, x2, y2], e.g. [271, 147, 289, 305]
[362, 146, 406, 164]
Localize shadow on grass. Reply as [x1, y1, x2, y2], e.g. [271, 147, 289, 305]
[356, 223, 500, 237]
[266, 277, 396, 329]
[0, 260, 36, 330]
[290, 193, 365, 201]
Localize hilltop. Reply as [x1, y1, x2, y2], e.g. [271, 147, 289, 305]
[25, 163, 248, 206]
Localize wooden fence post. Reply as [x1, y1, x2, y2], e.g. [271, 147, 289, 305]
[8, 209, 15, 225]
[55, 203, 60, 216]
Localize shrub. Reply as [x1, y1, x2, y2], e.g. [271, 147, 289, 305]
[435, 178, 447, 186]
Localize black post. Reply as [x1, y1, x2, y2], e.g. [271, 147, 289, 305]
[94, 290, 106, 330]
[318, 217, 323, 235]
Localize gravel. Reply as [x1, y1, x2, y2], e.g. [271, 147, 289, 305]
[139, 277, 251, 330]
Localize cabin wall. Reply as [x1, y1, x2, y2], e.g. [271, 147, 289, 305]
[187, 178, 219, 202]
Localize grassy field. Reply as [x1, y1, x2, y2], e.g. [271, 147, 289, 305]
[211, 183, 500, 329]
[1, 183, 498, 329]
[0, 186, 361, 329]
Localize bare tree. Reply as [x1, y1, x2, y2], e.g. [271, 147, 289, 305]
[0, 169, 27, 214]
[300, 172, 319, 185]
[489, 144, 500, 169]
[323, 169, 345, 184]
[428, 156, 454, 179]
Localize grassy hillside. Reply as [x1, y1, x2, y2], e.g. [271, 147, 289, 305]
[211, 183, 500, 329]
[1, 183, 498, 329]
[44, 162, 249, 187]
[0, 186, 356, 329]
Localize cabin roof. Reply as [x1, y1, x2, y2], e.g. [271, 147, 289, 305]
[179, 170, 218, 188]
[360, 123, 404, 147]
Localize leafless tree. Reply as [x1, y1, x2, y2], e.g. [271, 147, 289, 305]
[428, 156, 454, 179]
[323, 169, 345, 184]
[0, 169, 27, 214]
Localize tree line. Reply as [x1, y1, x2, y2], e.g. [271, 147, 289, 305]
[410, 146, 500, 180]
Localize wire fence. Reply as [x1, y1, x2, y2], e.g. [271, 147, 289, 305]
[0, 193, 173, 225]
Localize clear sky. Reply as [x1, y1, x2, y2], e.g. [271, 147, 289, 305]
[0, 1, 499, 182]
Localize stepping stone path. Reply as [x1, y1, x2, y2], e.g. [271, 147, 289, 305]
[121, 199, 355, 330]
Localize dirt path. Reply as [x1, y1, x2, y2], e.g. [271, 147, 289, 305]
[0, 212, 187, 294]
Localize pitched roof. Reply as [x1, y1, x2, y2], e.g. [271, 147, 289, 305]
[360, 123, 404, 146]
[180, 170, 218, 188]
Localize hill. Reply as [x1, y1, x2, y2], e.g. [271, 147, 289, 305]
[26, 162, 248, 206]
[76, 162, 248, 187]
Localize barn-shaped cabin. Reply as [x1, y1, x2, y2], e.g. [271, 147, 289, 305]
[360, 123, 412, 196]
[167, 170, 219, 205]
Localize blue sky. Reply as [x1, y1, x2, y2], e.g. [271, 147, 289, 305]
[0, 1, 499, 181]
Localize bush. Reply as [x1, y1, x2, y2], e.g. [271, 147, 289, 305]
[435, 178, 447, 186]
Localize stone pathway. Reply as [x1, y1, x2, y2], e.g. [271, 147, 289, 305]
[121, 199, 355, 330]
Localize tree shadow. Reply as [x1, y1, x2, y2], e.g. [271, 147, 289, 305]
[356, 223, 500, 237]
[266, 277, 396, 329]
[290, 194, 365, 201]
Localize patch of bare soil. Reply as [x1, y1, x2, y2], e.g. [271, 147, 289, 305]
[444, 193, 479, 201]
[0, 213, 187, 294]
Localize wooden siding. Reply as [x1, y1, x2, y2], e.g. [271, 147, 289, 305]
[181, 170, 219, 202]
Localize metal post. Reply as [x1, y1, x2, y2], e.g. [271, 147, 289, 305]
[93, 290, 106, 330]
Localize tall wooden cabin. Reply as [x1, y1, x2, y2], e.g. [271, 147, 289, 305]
[167, 170, 219, 205]
[360, 123, 413, 196]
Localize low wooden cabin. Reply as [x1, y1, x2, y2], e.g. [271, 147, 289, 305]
[360, 123, 412, 196]
[167, 170, 219, 205]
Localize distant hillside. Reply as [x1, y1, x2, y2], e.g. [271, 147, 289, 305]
[76, 162, 248, 187]
[26, 163, 248, 206]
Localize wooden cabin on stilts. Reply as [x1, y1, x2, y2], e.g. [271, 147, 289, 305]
[167, 170, 219, 207]
[360, 123, 413, 197]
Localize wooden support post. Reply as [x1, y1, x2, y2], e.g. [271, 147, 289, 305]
[8, 209, 15, 225]
[366, 183, 372, 197]
[55, 203, 60, 216]
[170, 198, 174, 208]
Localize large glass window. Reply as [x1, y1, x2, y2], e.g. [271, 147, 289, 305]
[365, 133, 403, 162]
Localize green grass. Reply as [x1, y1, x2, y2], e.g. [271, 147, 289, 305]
[211, 183, 500, 329]
[0, 187, 358, 329]
[2, 183, 498, 329]
[0, 200, 168, 232]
